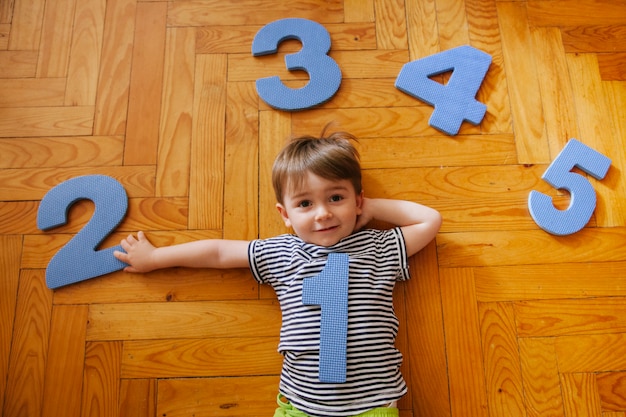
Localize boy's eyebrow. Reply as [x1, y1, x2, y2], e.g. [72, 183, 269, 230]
[290, 184, 351, 200]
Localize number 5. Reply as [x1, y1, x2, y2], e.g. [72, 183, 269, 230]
[528, 139, 611, 235]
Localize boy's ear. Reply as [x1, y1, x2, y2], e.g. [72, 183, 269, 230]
[276, 203, 292, 227]
[355, 190, 364, 215]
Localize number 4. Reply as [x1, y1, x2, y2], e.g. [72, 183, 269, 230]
[395, 45, 492, 135]
[528, 139, 611, 236]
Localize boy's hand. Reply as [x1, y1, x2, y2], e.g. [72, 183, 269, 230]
[114, 231, 158, 273]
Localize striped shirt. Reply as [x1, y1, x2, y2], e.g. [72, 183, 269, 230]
[248, 228, 410, 417]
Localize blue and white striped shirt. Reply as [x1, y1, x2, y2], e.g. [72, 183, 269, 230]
[248, 228, 410, 416]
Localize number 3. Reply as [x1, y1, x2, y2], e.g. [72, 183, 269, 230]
[37, 175, 129, 289]
[252, 18, 342, 111]
[528, 139, 611, 235]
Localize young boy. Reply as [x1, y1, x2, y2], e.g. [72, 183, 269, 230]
[114, 130, 442, 417]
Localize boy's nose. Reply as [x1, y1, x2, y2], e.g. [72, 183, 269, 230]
[315, 205, 332, 221]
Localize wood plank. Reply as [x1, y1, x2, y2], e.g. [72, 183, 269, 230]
[291, 107, 479, 139]
[435, 0, 470, 50]
[196, 23, 377, 54]
[64, 0, 105, 106]
[531, 27, 579, 157]
[86, 300, 281, 340]
[567, 53, 626, 227]
[0, 136, 123, 169]
[561, 373, 602, 417]
[7, 0, 44, 50]
[0, 235, 21, 414]
[598, 53, 626, 81]
[122, 337, 281, 378]
[515, 298, 626, 337]
[310, 78, 426, 110]
[189, 54, 226, 230]
[229, 49, 408, 82]
[119, 379, 156, 417]
[22, 230, 221, 270]
[22, 196, 187, 235]
[81, 341, 122, 417]
[0, 50, 37, 77]
[437, 228, 626, 268]
[3, 270, 52, 417]
[497, 1, 549, 164]
[405, 241, 450, 417]
[518, 337, 565, 417]
[0, 77, 65, 107]
[0, 165, 155, 201]
[466, 0, 513, 134]
[155, 27, 194, 197]
[364, 164, 549, 202]
[93, 0, 136, 136]
[358, 134, 516, 169]
[596, 372, 626, 412]
[0, 0, 12, 24]
[167, 0, 343, 26]
[344, 0, 375, 22]
[527, 0, 626, 27]
[0, 106, 94, 137]
[474, 262, 626, 302]
[0, 200, 39, 234]
[479, 302, 525, 417]
[555, 333, 626, 373]
[258, 110, 291, 240]
[157, 376, 280, 417]
[440, 268, 488, 417]
[53, 267, 257, 305]
[374, 0, 407, 49]
[36, 0, 76, 77]
[224, 81, 259, 240]
[41, 305, 89, 417]
[0, 23, 8, 49]
[404, 0, 440, 60]
[561, 25, 626, 53]
[124, 1, 166, 165]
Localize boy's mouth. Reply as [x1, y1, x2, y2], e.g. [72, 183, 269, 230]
[316, 225, 339, 232]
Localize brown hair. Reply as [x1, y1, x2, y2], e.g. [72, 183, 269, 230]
[272, 128, 362, 204]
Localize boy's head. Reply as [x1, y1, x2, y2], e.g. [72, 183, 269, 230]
[272, 130, 362, 205]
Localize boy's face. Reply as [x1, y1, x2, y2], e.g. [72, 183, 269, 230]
[276, 172, 363, 247]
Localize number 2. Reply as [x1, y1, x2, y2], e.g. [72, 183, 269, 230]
[528, 139, 611, 236]
[302, 252, 349, 383]
[252, 18, 342, 111]
[37, 175, 129, 289]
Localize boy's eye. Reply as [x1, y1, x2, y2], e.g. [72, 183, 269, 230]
[329, 194, 344, 202]
[298, 200, 312, 208]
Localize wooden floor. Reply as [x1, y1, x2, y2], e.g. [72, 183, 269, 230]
[2, 0, 626, 416]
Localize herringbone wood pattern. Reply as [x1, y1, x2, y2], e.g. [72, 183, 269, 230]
[1, 0, 626, 416]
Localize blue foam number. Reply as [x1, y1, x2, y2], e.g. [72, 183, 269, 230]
[395, 45, 492, 135]
[37, 175, 129, 289]
[528, 139, 611, 235]
[251, 18, 342, 111]
[302, 252, 349, 383]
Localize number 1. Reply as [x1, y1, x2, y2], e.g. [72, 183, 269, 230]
[302, 252, 349, 383]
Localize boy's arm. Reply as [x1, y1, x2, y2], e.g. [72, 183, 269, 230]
[356, 198, 442, 257]
[113, 231, 251, 273]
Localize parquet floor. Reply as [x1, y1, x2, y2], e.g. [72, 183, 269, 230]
[1, 0, 626, 416]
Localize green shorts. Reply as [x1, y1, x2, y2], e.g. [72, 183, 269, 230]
[273, 394, 399, 417]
